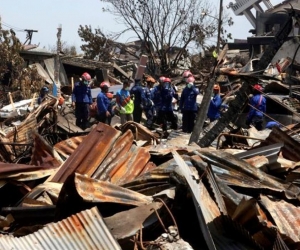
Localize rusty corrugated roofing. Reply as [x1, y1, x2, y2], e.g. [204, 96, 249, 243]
[50, 123, 121, 183]
[53, 135, 86, 159]
[30, 133, 63, 169]
[263, 127, 300, 162]
[61, 173, 153, 207]
[260, 195, 300, 243]
[0, 206, 121, 250]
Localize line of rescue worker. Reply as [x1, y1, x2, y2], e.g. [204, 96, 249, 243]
[70, 71, 270, 132]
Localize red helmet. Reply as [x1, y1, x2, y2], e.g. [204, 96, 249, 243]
[183, 70, 192, 78]
[82, 72, 91, 81]
[187, 76, 195, 83]
[100, 81, 110, 88]
[253, 84, 262, 91]
[163, 77, 171, 83]
[159, 76, 165, 83]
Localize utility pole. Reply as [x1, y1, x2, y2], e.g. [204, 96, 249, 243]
[23, 29, 38, 45]
[54, 24, 62, 97]
[216, 0, 223, 54]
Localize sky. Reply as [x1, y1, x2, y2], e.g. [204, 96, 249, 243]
[0, 0, 284, 53]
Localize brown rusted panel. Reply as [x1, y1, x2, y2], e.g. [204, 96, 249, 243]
[5, 115, 37, 144]
[260, 195, 300, 243]
[73, 173, 153, 206]
[104, 202, 163, 240]
[0, 163, 46, 177]
[111, 146, 150, 185]
[92, 129, 134, 180]
[263, 127, 300, 162]
[118, 121, 158, 145]
[50, 123, 121, 183]
[54, 136, 86, 159]
[244, 155, 269, 170]
[30, 133, 62, 169]
[139, 161, 156, 175]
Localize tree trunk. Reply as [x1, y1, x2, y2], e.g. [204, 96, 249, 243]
[198, 79, 249, 147]
[189, 77, 215, 144]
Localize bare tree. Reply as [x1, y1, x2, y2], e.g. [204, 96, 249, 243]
[101, 0, 217, 75]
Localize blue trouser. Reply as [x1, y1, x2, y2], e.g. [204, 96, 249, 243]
[182, 110, 196, 133]
[75, 102, 89, 129]
[144, 106, 156, 128]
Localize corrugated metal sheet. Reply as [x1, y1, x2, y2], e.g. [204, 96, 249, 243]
[173, 151, 262, 250]
[6, 115, 36, 144]
[260, 195, 300, 243]
[50, 123, 121, 183]
[263, 126, 300, 162]
[110, 145, 150, 185]
[104, 201, 163, 239]
[53, 135, 86, 159]
[172, 150, 217, 249]
[0, 206, 121, 250]
[62, 173, 153, 207]
[92, 129, 135, 180]
[118, 121, 158, 145]
[44, 58, 69, 86]
[30, 133, 63, 169]
[29, 63, 53, 84]
[197, 149, 300, 200]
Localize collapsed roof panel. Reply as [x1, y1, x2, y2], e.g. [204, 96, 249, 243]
[0, 206, 121, 250]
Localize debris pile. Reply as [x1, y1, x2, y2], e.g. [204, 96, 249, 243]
[0, 96, 298, 250]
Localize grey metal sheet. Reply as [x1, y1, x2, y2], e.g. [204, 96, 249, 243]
[44, 58, 69, 86]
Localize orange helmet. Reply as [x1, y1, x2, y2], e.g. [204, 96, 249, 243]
[100, 81, 110, 88]
[58, 96, 64, 105]
[106, 92, 114, 99]
[213, 84, 220, 90]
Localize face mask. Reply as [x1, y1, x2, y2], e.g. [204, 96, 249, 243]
[187, 83, 193, 88]
[164, 83, 170, 88]
[125, 87, 130, 91]
[84, 80, 89, 85]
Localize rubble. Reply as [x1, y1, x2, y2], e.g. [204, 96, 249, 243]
[2, 2, 300, 250]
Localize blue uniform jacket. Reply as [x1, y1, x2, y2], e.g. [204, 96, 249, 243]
[130, 84, 146, 107]
[247, 94, 266, 121]
[207, 94, 222, 120]
[151, 85, 163, 110]
[179, 86, 199, 111]
[161, 85, 175, 112]
[97, 92, 110, 114]
[71, 82, 92, 104]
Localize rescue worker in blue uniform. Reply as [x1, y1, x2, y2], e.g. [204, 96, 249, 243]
[38, 86, 49, 104]
[130, 79, 146, 123]
[246, 84, 266, 130]
[207, 84, 227, 122]
[179, 76, 199, 133]
[150, 76, 165, 126]
[143, 77, 156, 129]
[72, 72, 93, 130]
[96, 82, 111, 125]
[160, 77, 178, 131]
